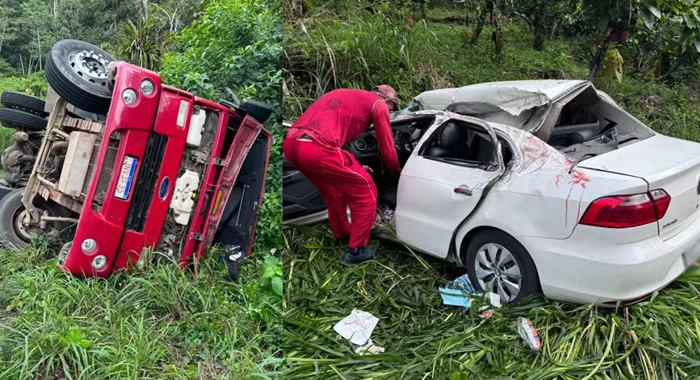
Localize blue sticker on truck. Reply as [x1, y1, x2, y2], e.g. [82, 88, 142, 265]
[115, 156, 138, 200]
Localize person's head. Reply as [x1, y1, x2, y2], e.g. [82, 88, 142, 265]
[373, 85, 399, 110]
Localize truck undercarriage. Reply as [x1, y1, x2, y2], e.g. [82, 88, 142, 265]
[0, 40, 272, 280]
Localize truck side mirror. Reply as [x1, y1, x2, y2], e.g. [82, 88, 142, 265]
[237, 99, 273, 123]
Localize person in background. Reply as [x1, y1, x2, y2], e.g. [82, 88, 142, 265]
[284, 85, 401, 264]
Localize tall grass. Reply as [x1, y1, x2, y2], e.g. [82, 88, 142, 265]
[283, 227, 700, 379]
[0, 240, 282, 379]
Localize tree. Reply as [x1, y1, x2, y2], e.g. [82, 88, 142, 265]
[17, 0, 55, 74]
[115, 17, 168, 71]
[0, 6, 18, 56]
[507, 0, 569, 51]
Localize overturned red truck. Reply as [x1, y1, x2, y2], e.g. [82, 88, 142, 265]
[0, 40, 272, 279]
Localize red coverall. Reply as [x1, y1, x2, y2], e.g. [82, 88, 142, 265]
[284, 89, 401, 248]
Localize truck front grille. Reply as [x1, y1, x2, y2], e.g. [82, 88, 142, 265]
[91, 132, 120, 211]
[125, 133, 168, 232]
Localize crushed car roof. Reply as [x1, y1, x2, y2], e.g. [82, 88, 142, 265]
[410, 80, 587, 116]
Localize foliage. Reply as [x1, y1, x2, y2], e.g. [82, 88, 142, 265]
[246, 253, 284, 324]
[114, 18, 170, 71]
[284, 12, 586, 118]
[283, 227, 700, 378]
[160, 0, 282, 106]
[0, 241, 282, 379]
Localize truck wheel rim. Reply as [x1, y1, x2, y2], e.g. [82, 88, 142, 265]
[68, 50, 110, 85]
[474, 243, 522, 302]
[12, 208, 33, 242]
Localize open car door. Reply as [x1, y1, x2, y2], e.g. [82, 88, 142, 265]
[394, 117, 505, 259]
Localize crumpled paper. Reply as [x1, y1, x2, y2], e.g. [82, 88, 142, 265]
[333, 309, 379, 346]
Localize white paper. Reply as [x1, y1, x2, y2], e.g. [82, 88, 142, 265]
[333, 309, 379, 346]
[488, 292, 502, 308]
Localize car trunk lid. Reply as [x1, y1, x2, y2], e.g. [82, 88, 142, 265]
[579, 134, 700, 240]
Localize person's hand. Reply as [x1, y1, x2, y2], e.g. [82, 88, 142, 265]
[362, 165, 374, 175]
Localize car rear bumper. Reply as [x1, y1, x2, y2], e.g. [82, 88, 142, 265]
[521, 221, 700, 304]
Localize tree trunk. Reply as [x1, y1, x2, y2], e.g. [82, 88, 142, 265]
[470, 2, 488, 45]
[532, 13, 545, 50]
[491, 2, 503, 64]
[0, 24, 5, 56]
[589, 30, 611, 81]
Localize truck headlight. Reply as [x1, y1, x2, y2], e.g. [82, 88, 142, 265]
[122, 89, 138, 105]
[140, 79, 155, 96]
[81, 238, 97, 254]
[92, 255, 107, 270]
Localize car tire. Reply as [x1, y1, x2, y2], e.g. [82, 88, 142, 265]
[0, 188, 71, 249]
[1, 92, 48, 117]
[0, 108, 47, 131]
[465, 229, 539, 303]
[46, 39, 115, 114]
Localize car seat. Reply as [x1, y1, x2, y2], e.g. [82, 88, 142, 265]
[427, 122, 470, 159]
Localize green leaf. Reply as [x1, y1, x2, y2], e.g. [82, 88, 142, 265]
[271, 276, 283, 297]
[648, 5, 661, 19]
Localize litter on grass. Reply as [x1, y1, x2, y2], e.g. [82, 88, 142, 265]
[333, 309, 379, 346]
[439, 273, 475, 308]
[480, 310, 494, 319]
[488, 292, 502, 308]
[354, 339, 385, 355]
[517, 317, 541, 351]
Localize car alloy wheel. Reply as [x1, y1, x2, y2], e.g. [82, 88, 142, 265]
[474, 242, 522, 302]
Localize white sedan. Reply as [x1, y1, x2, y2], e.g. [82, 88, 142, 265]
[283, 80, 700, 305]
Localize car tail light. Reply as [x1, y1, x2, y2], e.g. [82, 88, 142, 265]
[579, 189, 671, 228]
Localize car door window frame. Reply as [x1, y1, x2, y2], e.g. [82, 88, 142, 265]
[418, 118, 502, 171]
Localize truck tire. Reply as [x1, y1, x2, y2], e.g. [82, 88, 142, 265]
[0, 189, 71, 249]
[0, 108, 47, 131]
[1, 92, 48, 117]
[46, 39, 115, 114]
[0, 189, 35, 248]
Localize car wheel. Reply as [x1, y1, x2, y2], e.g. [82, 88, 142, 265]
[1, 92, 48, 117]
[46, 39, 115, 114]
[465, 229, 539, 303]
[0, 108, 47, 131]
[0, 188, 71, 249]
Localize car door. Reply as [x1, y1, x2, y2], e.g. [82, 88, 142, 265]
[394, 117, 504, 259]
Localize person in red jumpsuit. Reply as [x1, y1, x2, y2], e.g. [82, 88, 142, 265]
[284, 85, 401, 264]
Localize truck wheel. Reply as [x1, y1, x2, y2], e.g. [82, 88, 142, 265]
[1, 92, 48, 117]
[465, 229, 539, 304]
[46, 39, 115, 114]
[0, 189, 70, 249]
[0, 108, 47, 131]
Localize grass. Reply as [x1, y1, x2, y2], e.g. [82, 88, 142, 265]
[0, 240, 282, 379]
[283, 227, 700, 379]
[283, 4, 700, 379]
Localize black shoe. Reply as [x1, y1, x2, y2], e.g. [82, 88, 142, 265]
[335, 235, 349, 246]
[341, 245, 377, 265]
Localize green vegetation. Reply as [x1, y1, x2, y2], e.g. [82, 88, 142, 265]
[284, 227, 700, 379]
[0, 240, 282, 379]
[283, 1, 700, 378]
[0, 0, 283, 379]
